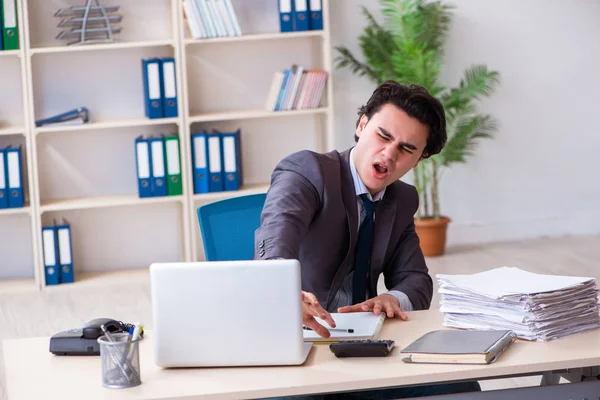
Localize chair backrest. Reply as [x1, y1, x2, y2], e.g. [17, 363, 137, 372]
[197, 193, 267, 261]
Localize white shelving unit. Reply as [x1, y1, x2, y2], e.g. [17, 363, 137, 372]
[0, 0, 39, 290]
[1, 0, 334, 290]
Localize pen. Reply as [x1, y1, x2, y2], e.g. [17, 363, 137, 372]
[303, 326, 354, 333]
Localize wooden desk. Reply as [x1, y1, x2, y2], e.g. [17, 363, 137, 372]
[5, 310, 600, 400]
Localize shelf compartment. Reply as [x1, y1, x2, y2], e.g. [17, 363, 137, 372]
[188, 107, 329, 123]
[43, 268, 150, 289]
[0, 127, 25, 136]
[0, 277, 38, 293]
[29, 40, 175, 55]
[0, 206, 31, 216]
[192, 183, 269, 202]
[0, 50, 21, 58]
[184, 31, 324, 46]
[40, 194, 184, 213]
[35, 117, 179, 134]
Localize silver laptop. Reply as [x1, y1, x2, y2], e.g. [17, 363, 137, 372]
[149, 259, 313, 367]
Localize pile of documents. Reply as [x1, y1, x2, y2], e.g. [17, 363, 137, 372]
[437, 267, 600, 341]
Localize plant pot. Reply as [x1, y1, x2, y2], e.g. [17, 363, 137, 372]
[414, 216, 451, 257]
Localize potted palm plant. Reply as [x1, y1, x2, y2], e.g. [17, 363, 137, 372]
[335, 0, 500, 256]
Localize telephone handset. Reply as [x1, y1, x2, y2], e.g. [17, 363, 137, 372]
[50, 318, 138, 355]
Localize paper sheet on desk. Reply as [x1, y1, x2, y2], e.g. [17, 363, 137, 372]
[437, 266, 594, 299]
[303, 312, 385, 342]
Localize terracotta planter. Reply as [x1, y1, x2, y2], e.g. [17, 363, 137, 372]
[414, 216, 451, 257]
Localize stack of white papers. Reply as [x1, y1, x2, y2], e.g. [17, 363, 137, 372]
[437, 267, 600, 341]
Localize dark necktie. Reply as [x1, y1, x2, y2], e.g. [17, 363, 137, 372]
[352, 194, 376, 304]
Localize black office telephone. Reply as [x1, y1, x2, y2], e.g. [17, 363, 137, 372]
[49, 318, 138, 356]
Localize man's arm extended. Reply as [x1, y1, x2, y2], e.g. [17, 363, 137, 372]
[254, 151, 323, 260]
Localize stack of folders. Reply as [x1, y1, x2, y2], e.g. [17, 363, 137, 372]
[35, 107, 90, 128]
[437, 266, 600, 341]
[265, 65, 328, 112]
[41, 220, 74, 286]
[141, 58, 178, 119]
[0, 0, 20, 50]
[279, 0, 323, 32]
[182, 0, 241, 39]
[190, 130, 242, 194]
[135, 135, 182, 198]
[0, 146, 24, 208]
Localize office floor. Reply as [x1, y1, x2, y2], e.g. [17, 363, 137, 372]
[1, 234, 598, 399]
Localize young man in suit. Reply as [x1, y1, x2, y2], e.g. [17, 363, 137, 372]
[254, 81, 480, 398]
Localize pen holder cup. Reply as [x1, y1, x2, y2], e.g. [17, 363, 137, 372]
[98, 333, 142, 389]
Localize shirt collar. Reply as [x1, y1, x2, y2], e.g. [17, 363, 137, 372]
[349, 147, 386, 202]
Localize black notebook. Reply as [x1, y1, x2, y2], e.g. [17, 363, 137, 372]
[401, 329, 517, 365]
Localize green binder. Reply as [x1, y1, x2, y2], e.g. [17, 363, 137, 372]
[1, 0, 19, 50]
[163, 135, 182, 196]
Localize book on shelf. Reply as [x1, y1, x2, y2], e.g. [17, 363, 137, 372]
[35, 107, 90, 128]
[183, 0, 242, 39]
[264, 65, 328, 111]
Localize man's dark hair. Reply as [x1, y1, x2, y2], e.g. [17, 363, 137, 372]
[355, 80, 446, 158]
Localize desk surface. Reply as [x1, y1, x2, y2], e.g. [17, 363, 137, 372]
[5, 310, 600, 400]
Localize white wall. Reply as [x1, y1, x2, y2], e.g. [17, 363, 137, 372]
[330, 0, 600, 246]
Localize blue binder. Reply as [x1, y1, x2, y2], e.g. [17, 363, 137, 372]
[293, 0, 309, 31]
[0, 148, 7, 208]
[207, 133, 224, 192]
[142, 58, 164, 119]
[279, 0, 293, 32]
[149, 136, 167, 196]
[309, 0, 323, 30]
[55, 221, 74, 284]
[161, 57, 178, 118]
[191, 132, 209, 194]
[135, 136, 153, 198]
[221, 129, 242, 191]
[42, 226, 60, 286]
[6, 146, 23, 208]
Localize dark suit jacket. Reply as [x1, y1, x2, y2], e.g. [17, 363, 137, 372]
[254, 148, 433, 310]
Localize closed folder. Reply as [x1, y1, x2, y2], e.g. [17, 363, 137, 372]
[163, 135, 182, 196]
[55, 220, 74, 284]
[161, 57, 178, 118]
[401, 330, 517, 365]
[134, 136, 153, 198]
[142, 58, 164, 119]
[1, 0, 19, 50]
[149, 136, 167, 197]
[191, 132, 209, 194]
[221, 129, 242, 191]
[207, 133, 224, 192]
[309, 0, 323, 30]
[0, 148, 7, 209]
[6, 146, 23, 208]
[0, 6, 3, 51]
[278, 0, 293, 33]
[293, 0, 309, 31]
[42, 226, 60, 286]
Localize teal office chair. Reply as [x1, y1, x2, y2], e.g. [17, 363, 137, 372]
[197, 193, 267, 261]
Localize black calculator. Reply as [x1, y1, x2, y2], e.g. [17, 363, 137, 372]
[329, 340, 395, 358]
